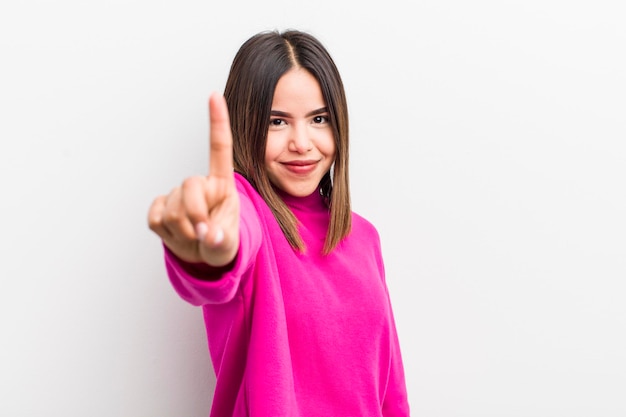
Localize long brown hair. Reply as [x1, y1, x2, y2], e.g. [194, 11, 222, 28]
[223, 29, 351, 254]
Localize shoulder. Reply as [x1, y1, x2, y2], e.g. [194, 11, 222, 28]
[234, 172, 269, 208]
[233, 172, 278, 230]
[234, 172, 257, 196]
[349, 211, 382, 245]
[338, 211, 386, 276]
[351, 211, 379, 234]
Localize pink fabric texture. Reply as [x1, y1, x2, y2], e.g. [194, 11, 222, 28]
[164, 173, 410, 417]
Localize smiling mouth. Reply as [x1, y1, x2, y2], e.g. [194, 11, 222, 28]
[283, 160, 318, 166]
[281, 160, 319, 174]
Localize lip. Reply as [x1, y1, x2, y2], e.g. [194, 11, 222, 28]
[281, 159, 319, 174]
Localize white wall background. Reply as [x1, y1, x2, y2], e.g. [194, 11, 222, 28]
[1, 0, 624, 416]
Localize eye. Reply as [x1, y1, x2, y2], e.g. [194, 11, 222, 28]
[312, 115, 329, 124]
[270, 118, 286, 126]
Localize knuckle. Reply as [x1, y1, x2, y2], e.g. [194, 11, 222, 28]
[186, 197, 205, 214]
[182, 176, 202, 191]
[163, 207, 182, 224]
[147, 197, 164, 229]
[147, 215, 159, 231]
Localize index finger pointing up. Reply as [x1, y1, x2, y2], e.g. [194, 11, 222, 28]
[208, 92, 234, 178]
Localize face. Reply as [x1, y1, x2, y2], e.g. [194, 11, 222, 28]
[264, 68, 336, 197]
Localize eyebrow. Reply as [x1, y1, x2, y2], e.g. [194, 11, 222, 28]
[270, 107, 328, 118]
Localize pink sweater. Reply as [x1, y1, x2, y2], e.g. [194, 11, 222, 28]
[164, 173, 410, 417]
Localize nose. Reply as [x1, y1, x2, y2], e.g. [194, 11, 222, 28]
[288, 124, 313, 153]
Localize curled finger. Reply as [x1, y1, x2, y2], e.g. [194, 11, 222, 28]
[162, 187, 196, 241]
[147, 195, 171, 239]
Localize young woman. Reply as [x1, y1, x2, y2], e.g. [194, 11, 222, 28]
[148, 29, 410, 417]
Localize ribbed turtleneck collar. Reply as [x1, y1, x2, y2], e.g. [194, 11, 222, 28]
[275, 187, 328, 213]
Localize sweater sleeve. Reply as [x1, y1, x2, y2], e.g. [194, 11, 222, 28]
[372, 225, 411, 416]
[382, 304, 411, 417]
[162, 183, 263, 306]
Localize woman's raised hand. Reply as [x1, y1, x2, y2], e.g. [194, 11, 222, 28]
[148, 93, 240, 267]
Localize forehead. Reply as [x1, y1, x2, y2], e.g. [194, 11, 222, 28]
[271, 68, 325, 111]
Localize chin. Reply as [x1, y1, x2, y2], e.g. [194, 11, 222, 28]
[279, 182, 319, 197]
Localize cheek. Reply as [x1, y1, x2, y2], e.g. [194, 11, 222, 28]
[323, 135, 337, 159]
[264, 132, 282, 162]
[264, 142, 277, 166]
